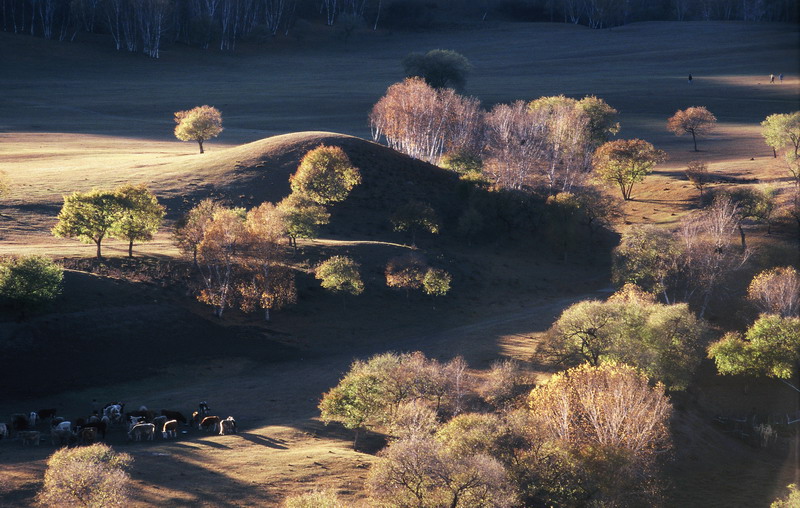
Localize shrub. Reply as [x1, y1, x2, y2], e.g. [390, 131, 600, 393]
[37, 443, 132, 508]
[0, 256, 63, 312]
[402, 49, 472, 90]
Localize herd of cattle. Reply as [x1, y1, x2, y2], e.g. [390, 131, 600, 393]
[0, 401, 238, 447]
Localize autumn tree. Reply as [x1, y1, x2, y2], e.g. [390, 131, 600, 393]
[276, 193, 330, 250]
[111, 184, 165, 257]
[174, 105, 223, 154]
[174, 199, 222, 267]
[667, 106, 717, 152]
[196, 206, 247, 318]
[771, 484, 800, 508]
[238, 202, 296, 321]
[708, 314, 800, 385]
[37, 443, 133, 508]
[528, 362, 672, 506]
[748, 266, 800, 318]
[593, 139, 667, 200]
[52, 189, 123, 259]
[385, 253, 427, 298]
[366, 436, 516, 508]
[402, 49, 472, 90]
[370, 77, 484, 164]
[289, 145, 361, 205]
[422, 267, 451, 297]
[0, 256, 63, 315]
[390, 201, 440, 246]
[685, 160, 711, 200]
[315, 255, 364, 300]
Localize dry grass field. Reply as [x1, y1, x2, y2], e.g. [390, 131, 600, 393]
[0, 20, 799, 507]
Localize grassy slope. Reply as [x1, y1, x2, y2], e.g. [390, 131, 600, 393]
[0, 20, 799, 507]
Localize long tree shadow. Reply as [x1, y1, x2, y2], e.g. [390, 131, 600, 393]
[237, 432, 288, 449]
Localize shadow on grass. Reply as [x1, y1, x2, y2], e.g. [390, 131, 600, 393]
[237, 432, 288, 449]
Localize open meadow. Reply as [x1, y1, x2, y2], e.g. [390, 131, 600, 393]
[0, 20, 799, 507]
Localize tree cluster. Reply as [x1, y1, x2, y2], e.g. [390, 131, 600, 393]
[613, 194, 749, 316]
[52, 184, 165, 259]
[540, 284, 706, 390]
[0, 255, 63, 316]
[319, 352, 673, 507]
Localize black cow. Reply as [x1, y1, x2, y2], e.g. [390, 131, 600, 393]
[160, 410, 188, 424]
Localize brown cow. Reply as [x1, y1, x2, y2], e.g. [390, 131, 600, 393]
[199, 416, 220, 433]
[80, 427, 98, 445]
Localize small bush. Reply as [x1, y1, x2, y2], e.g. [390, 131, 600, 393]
[283, 489, 345, 508]
[0, 256, 63, 312]
[37, 443, 132, 508]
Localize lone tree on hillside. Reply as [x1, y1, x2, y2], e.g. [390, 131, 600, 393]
[174, 105, 223, 154]
[37, 443, 133, 508]
[112, 184, 165, 257]
[593, 139, 667, 200]
[52, 189, 123, 259]
[667, 106, 717, 152]
[0, 256, 63, 316]
[402, 49, 472, 91]
[289, 145, 361, 205]
[385, 253, 427, 298]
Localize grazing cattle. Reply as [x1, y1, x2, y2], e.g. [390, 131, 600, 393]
[87, 415, 100, 424]
[84, 420, 108, 439]
[0, 423, 8, 439]
[128, 416, 146, 432]
[103, 404, 124, 425]
[28, 412, 39, 427]
[152, 416, 168, 436]
[55, 421, 72, 433]
[199, 416, 220, 433]
[198, 401, 210, 417]
[162, 420, 179, 439]
[219, 416, 237, 435]
[126, 410, 154, 422]
[11, 414, 29, 434]
[160, 410, 187, 425]
[18, 431, 40, 446]
[80, 427, 98, 445]
[36, 408, 57, 421]
[128, 423, 156, 442]
[51, 417, 65, 427]
[51, 428, 73, 447]
[191, 411, 201, 427]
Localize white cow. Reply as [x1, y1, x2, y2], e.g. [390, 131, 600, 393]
[128, 423, 156, 441]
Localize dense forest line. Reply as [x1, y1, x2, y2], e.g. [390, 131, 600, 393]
[1, 0, 797, 58]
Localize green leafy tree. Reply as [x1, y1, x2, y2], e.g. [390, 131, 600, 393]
[612, 226, 681, 300]
[0, 256, 63, 315]
[111, 184, 165, 257]
[391, 201, 440, 246]
[708, 314, 800, 382]
[37, 443, 133, 508]
[276, 193, 331, 251]
[541, 285, 705, 390]
[667, 106, 717, 152]
[289, 145, 361, 205]
[422, 268, 451, 297]
[577, 95, 621, 147]
[52, 189, 123, 259]
[439, 150, 483, 176]
[174, 105, 223, 154]
[593, 139, 667, 200]
[315, 256, 364, 300]
[761, 112, 800, 159]
[402, 49, 472, 90]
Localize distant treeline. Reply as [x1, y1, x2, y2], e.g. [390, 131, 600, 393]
[1, 0, 797, 57]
